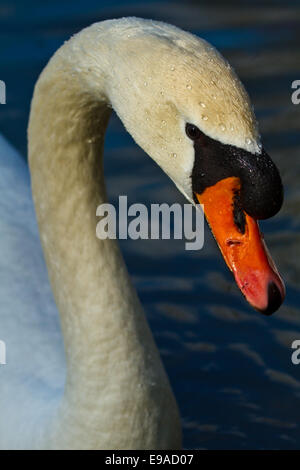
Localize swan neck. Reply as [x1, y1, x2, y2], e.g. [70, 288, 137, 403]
[27, 23, 181, 448]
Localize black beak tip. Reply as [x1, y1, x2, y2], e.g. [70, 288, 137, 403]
[260, 281, 284, 316]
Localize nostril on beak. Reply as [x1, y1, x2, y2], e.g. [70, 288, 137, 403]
[261, 281, 284, 316]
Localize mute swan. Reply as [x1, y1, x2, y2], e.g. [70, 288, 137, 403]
[0, 17, 285, 450]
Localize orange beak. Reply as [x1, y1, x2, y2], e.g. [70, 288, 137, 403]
[195, 177, 285, 315]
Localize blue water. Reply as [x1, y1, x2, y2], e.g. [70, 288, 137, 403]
[1, 0, 300, 449]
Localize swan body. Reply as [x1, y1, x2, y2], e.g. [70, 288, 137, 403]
[0, 18, 282, 449]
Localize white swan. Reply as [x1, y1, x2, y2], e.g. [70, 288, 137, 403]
[0, 18, 285, 450]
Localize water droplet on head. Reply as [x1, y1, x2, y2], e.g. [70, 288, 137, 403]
[171, 153, 177, 158]
[160, 91, 164, 96]
[170, 66, 175, 71]
[219, 124, 226, 131]
[202, 115, 208, 121]
[161, 120, 166, 126]
[186, 84, 192, 90]
[246, 137, 252, 145]
[212, 95, 217, 100]
[200, 102, 206, 108]
[144, 81, 148, 86]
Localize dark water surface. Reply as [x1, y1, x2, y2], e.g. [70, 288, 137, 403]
[1, 0, 300, 449]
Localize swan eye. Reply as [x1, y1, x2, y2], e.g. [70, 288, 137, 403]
[185, 123, 201, 140]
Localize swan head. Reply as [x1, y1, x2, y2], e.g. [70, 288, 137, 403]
[106, 20, 285, 314]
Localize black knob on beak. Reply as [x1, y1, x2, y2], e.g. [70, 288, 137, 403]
[191, 131, 284, 222]
[239, 148, 284, 220]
